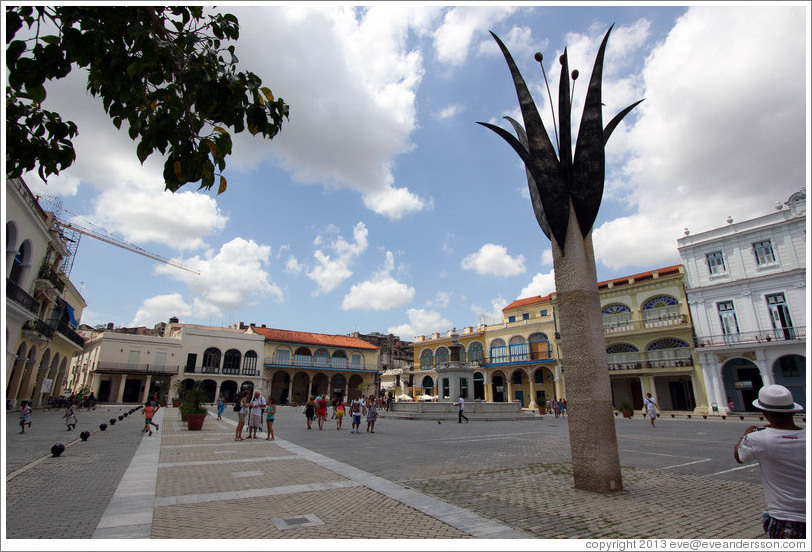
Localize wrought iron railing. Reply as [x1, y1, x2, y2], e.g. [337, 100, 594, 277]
[603, 314, 689, 334]
[695, 326, 805, 347]
[23, 318, 55, 338]
[95, 362, 180, 374]
[37, 264, 66, 292]
[264, 356, 377, 372]
[56, 319, 84, 347]
[6, 278, 40, 315]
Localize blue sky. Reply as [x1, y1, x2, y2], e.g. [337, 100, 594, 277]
[14, 3, 809, 339]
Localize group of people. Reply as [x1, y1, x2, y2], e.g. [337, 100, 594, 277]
[47, 392, 96, 411]
[544, 397, 567, 418]
[233, 391, 276, 441]
[304, 393, 379, 433]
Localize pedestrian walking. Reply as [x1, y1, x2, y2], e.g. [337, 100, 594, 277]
[335, 397, 345, 430]
[19, 400, 32, 434]
[316, 394, 328, 430]
[553, 398, 560, 418]
[349, 394, 365, 433]
[142, 401, 159, 436]
[644, 393, 659, 427]
[366, 395, 379, 432]
[63, 402, 78, 431]
[304, 396, 316, 429]
[234, 391, 249, 441]
[453, 394, 469, 423]
[216, 394, 225, 420]
[734, 384, 805, 539]
[264, 398, 276, 440]
[247, 391, 266, 439]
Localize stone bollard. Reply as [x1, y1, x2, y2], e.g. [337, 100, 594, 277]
[51, 443, 66, 457]
[80, 431, 90, 441]
[100, 423, 108, 431]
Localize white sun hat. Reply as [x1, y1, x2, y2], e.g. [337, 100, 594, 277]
[752, 384, 804, 413]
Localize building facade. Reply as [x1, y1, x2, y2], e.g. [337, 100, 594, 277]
[247, 324, 380, 404]
[677, 190, 806, 413]
[6, 176, 87, 408]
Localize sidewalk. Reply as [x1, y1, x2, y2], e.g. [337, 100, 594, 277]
[93, 407, 527, 539]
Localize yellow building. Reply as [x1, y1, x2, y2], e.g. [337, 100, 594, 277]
[411, 265, 708, 414]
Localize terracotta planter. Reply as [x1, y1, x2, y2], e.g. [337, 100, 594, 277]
[187, 413, 206, 430]
[172, 400, 182, 407]
[622, 409, 633, 418]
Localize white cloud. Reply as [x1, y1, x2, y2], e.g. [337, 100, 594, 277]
[477, 24, 540, 61]
[426, 291, 451, 309]
[387, 307, 452, 339]
[461, 243, 526, 277]
[518, 270, 556, 299]
[129, 293, 193, 327]
[154, 237, 283, 318]
[307, 222, 369, 295]
[433, 6, 516, 66]
[342, 251, 415, 310]
[227, 6, 434, 220]
[594, 7, 807, 271]
[470, 295, 509, 326]
[435, 103, 464, 121]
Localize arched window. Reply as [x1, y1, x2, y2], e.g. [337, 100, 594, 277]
[642, 295, 681, 325]
[202, 348, 221, 373]
[420, 349, 433, 369]
[222, 349, 241, 374]
[490, 339, 507, 364]
[314, 349, 330, 367]
[642, 296, 678, 310]
[646, 338, 691, 367]
[509, 336, 528, 361]
[435, 346, 450, 364]
[294, 347, 312, 366]
[529, 332, 550, 360]
[468, 341, 484, 364]
[512, 369, 524, 384]
[534, 368, 544, 383]
[243, 351, 258, 375]
[9, 240, 32, 285]
[332, 350, 347, 368]
[606, 343, 640, 370]
[602, 303, 632, 331]
[421, 375, 434, 393]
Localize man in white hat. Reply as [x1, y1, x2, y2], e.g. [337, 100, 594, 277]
[734, 384, 805, 539]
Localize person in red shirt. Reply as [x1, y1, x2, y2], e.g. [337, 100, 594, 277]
[142, 401, 159, 436]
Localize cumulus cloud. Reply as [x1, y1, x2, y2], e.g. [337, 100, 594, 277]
[470, 295, 510, 326]
[150, 237, 282, 322]
[461, 243, 526, 277]
[387, 308, 453, 339]
[435, 103, 464, 121]
[341, 251, 415, 310]
[307, 222, 369, 295]
[433, 6, 516, 66]
[226, 6, 434, 220]
[518, 270, 556, 299]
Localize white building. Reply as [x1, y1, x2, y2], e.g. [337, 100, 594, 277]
[677, 190, 806, 414]
[6, 176, 87, 408]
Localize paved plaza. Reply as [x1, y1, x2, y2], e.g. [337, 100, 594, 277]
[4, 404, 799, 545]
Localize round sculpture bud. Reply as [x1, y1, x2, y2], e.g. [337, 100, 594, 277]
[534, 52, 543, 62]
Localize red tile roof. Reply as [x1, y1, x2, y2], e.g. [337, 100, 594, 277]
[250, 326, 380, 350]
[502, 293, 553, 311]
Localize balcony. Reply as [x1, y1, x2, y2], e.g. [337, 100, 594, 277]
[37, 264, 66, 293]
[23, 318, 55, 339]
[264, 356, 378, 372]
[607, 351, 694, 371]
[95, 362, 180, 375]
[55, 319, 84, 348]
[696, 326, 806, 348]
[603, 313, 689, 334]
[6, 278, 40, 315]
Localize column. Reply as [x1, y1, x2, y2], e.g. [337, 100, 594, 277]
[143, 375, 152, 403]
[528, 378, 537, 409]
[115, 374, 127, 404]
[507, 381, 514, 403]
[287, 378, 294, 404]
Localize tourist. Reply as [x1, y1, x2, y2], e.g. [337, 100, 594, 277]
[304, 396, 316, 429]
[553, 398, 560, 418]
[644, 393, 659, 427]
[734, 384, 805, 539]
[142, 400, 159, 436]
[727, 397, 735, 411]
[248, 391, 266, 439]
[335, 397, 345, 430]
[19, 400, 32, 434]
[264, 398, 276, 440]
[87, 391, 96, 411]
[63, 401, 78, 431]
[235, 391, 249, 441]
[216, 394, 225, 420]
[453, 394, 469, 423]
[316, 394, 328, 430]
[349, 394, 365, 433]
[366, 395, 379, 432]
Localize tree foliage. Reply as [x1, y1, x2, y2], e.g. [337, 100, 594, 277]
[6, 6, 289, 193]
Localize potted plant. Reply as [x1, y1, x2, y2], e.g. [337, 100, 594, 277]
[289, 393, 300, 407]
[618, 400, 633, 419]
[181, 382, 209, 430]
[171, 379, 185, 407]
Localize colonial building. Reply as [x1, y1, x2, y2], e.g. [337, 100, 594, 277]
[411, 265, 709, 414]
[245, 324, 380, 404]
[595, 265, 707, 413]
[412, 293, 561, 408]
[6, 176, 86, 408]
[349, 331, 413, 396]
[677, 190, 806, 413]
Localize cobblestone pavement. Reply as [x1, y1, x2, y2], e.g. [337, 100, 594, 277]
[4, 404, 800, 544]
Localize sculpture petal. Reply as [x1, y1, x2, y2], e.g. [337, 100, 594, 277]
[504, 116, 552, 240]
[603, 99, 644, 145]
[558, 49, 573, 185]
[488, 31, 569, 251]
[571, 26, 613, 238]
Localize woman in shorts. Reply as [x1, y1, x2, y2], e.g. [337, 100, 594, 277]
[335, 398, 345, 430]
[304, 396, 315, 429]
[235, 391, 249, 441]
[264, 398, 276, 440]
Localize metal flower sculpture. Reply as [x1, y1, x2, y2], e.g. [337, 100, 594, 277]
[478, 26, 642, 253]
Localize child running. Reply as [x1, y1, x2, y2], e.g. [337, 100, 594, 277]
[63, 401, 77, 431]
[142, 400, 159, 436]
[19, 400, 32, 434]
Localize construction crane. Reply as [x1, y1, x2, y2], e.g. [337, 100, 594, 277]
[38, 195, 200, 277]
